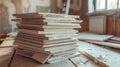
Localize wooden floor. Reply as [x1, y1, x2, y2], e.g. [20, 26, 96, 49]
[0, 54, 76, 67]
[0, 35, 120, 67]
[0, 51, 99, 67]
[0, 55, 11, 67]
[0, 38, 98, 67]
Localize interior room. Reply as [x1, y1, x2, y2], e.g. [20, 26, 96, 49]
[0, 0, 120, 67]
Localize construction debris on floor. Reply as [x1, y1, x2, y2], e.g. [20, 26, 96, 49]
[1, 25, 120, 67]
[0, 32, 120, 67]
[0, 13, 120, 67]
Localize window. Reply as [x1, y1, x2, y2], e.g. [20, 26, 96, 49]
[88, 0, 95, 13]
[107, 0, 118, 9]
[96, 0, 106, 10]
[88, 0, 120, 13]
[119, 0, 120, 8]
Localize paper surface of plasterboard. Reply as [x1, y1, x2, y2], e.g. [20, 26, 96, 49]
[77, 41, 120, 67]
[77, 32, 113, 41]
[87, 41, 120, 49]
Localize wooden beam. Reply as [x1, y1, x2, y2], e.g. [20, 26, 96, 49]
[107, 16, 113, 35]
[0, 45, 15, 48]
[115, 20, 120, 36]
[0, 38, 15, 41]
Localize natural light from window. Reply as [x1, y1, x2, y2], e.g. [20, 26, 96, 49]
[96, 0, 105, 10]
[88, 0, 120, 13]
[107, 0, 118, 9]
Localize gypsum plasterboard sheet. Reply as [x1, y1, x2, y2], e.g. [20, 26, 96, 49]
[87, 41, 120, 49]
[77, 41, 120, 67]
[77, 32, 113, 41]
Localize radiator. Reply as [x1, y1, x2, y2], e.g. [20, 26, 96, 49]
[89, 15, 106, 34]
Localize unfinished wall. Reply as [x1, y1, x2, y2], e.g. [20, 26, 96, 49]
[29, 0, 50, 12]
[0, 0, 51, 33]
[0, 0, 16, 33]
[0, 4, 11, 33]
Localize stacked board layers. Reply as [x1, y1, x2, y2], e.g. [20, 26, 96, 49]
[13, 12, 82, 64]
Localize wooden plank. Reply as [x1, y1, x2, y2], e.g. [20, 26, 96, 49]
[0, 45, 14, 48]
[0, 38, 15, 41]
[77, 41, 120, 67]
[0, 33, 6, 38]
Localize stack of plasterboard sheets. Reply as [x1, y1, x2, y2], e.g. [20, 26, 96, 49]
[12, 12, 82, 64]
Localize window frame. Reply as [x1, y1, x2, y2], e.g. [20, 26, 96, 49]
[95, 0, 120, 11]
